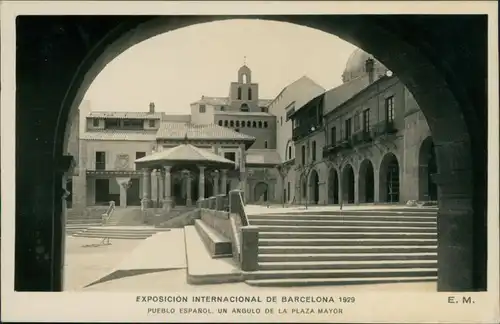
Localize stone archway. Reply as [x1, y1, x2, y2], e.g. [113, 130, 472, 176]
[342, 164, 355, 204]
[358, 159, 375, 203]
[254, 182, 269, 202]
[308, 169, 320, 204]
[15, 15, 488, 291]
[327, 168, 339, 204]
[419, 136, 438, 201]
[379, 153, 400, 203]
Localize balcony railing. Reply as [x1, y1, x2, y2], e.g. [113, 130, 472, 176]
[95, 161, 106, 170]
[322, 120, 398, 158]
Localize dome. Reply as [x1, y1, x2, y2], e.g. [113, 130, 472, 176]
[342, 49, 388, 83]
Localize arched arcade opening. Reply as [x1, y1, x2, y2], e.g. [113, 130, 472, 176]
[419, 136, 439, 201]
[379, 153, 400, 203]
[327, 167, 339, 204]
[308, 169, 320, 205]
[341, 164, 355, 204]
[358, 159, 375, 203]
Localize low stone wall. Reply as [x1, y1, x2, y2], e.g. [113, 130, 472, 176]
[157, 209, 201, 228]
[200, 209, 232, 241]
[67, 206, 111, 220]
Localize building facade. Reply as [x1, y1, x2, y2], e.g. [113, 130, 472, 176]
[70, 49, 437, 210]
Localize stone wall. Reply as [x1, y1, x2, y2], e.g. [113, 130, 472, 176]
[200, 209, 232, 241]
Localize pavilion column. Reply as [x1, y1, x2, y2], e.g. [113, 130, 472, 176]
[212, 170, 220, 196]
[184, 170, 193, 207]
[239, 143, 248, 203]
[158, 169, 164, 207]
[198, 165, 206, 202]
[141, 168, 152, 208]
[163, 166, 172, 210]
[221, 169, 228, 195]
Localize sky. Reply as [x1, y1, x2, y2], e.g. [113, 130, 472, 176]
[84, 19, 358, 115]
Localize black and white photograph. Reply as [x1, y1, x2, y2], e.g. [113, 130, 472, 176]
[1, 1, 499, 322]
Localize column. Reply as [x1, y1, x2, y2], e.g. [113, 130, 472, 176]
[239, 144, 248, 202]
[163, 166, 172, 210]
[184, 170, 192, 207]
[158, 169, 164, 207]
[212, 170, 220, 196]
[221, 169, 228, 195]
[198, 165, 205, 202]
[141, 168, 151, 208]
[151, 169, 158, 208]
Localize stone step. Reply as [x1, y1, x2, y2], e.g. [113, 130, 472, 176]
[258, 231, 437, 239]
[66, 219, 102, 224]
[194, 219, 232, 258]
[250, 209, 437, 216]
[249, 219, 436, 227]
[245, 276, 438, 287]
[259, 238, 437, 247]
[72, 233, 152, 239]
[256, 225, 436, 233]
[258, 252, 437, 262]
[243, 267, 437, 280]
[259, 245, 437, 254]
[258, 259, 437, 271]
[247, 214, 436, 222]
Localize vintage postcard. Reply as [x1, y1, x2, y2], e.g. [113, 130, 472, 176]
[1, 0, 499, 322]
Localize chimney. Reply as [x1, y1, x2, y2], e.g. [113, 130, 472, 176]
[149, 102, 155, 114]
[365, 58, 375, 84]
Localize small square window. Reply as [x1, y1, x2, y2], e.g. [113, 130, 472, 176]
[148, 120, 155, 128]
[199, 105, 206, 113]
[92, 118, 99, 127]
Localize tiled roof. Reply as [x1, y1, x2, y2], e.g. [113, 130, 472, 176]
[215, 111, 274, 117]
[323, 75, 371, 115]
[162, 114, 191, 122]
[246, 149, 282, 166]
[156, 122, 255, 142]
[193, 96, 273, 108]
[87, 111, 163, 119]
[81, 130, 157, 141]
[135, 144, 235, 167]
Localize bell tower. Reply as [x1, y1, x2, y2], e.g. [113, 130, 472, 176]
[229, 58, 259, 112]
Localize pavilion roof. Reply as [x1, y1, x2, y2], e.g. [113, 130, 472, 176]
[134, 142, 236, 169]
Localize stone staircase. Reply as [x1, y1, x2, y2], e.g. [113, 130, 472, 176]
[66, 207, 107, 235]
[106, 207, 143, 226]
[243, 208, 438, 286]
[72, 226, 171, 239]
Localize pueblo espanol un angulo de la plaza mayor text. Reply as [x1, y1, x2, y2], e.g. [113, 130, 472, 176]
[66, 48, 439, 286]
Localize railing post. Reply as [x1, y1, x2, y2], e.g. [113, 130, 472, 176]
[208, 196, 217, 210]
[240, 226, 259, 271]
[215, 194, 225, 211]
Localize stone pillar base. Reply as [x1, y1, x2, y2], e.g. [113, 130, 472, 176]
[186, 198, 193, 207]
[141, 198, 151, 210]
[162, 198, 172, 211]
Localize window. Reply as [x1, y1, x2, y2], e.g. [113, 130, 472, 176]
[136, 152, 146, 159]
[385, 96, 395, 122]
[248, 88, 252, 100]
[264, 141, 268, 149]
[240, 103, 249, 112]
[218, 120, 223, 126]
[288, 146, 292, 160]
[237, 87, 242, 100]
[258, 121, 263, 128]
[236, 121, 240, 127]
[345, 118, 352, 140]
[235, 128, 240, 133]
[301, 145, 306, 165]
[148, 119, 156, 128]
[263, 121, 268, 128]
[122, 119, 143, 130]
[224, 152, 236, 162]
[92, 118, 99, 127]
[224, 120, 228, 127]
[199, 104, 206, 113]
[312, 141, 317, 161]
[363, 109, 371, 132]
[287, 182, 291, 201]
[353, 112, 360, 131]
[247, 121, 251, 127]
[230, 120, 234, 127]
[252, 121, 257, 128]
[331, 126, 337, 145]
[95, 151, 106, 170]
[104, 119, 120, 129]
[280, 116, 283, 125]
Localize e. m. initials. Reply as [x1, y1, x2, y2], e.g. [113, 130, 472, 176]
[447, 296, 475, 304]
